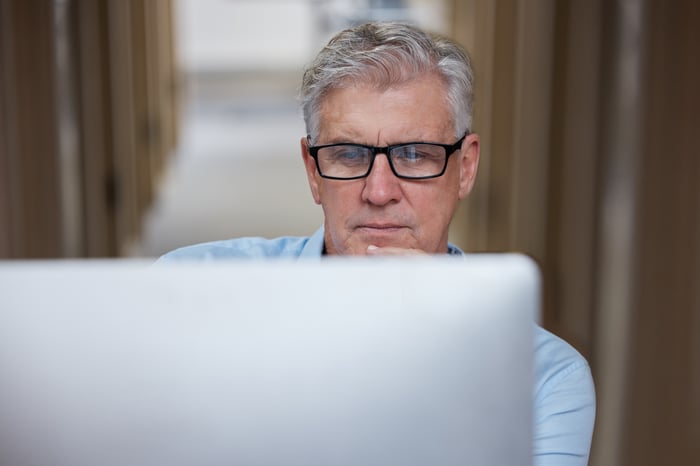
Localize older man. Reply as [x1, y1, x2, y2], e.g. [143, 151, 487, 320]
[161, 21, 595, 465]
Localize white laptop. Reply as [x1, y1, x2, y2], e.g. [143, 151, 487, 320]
[0, 255, 538, 466]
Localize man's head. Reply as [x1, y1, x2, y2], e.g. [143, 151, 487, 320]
[299, 22, 480, 255]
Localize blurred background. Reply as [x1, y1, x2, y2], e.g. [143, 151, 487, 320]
[0, 0, 698, 465]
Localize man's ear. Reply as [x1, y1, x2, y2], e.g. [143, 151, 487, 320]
[458, 133, 480, 200]
[301, 136, 322, 205]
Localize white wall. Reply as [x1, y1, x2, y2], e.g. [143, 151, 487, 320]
[176, 0, 315, 71]
[176, 0, 450, 72]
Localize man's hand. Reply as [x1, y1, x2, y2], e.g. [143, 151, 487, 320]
[366, 245, 428, 256]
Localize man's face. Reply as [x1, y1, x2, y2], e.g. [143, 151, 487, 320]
[301, 76, 480, 255]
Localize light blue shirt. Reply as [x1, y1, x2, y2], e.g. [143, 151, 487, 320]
[160, 227, 596, 465]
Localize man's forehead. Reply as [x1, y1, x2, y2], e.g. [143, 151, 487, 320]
[315, 80, 454, 144]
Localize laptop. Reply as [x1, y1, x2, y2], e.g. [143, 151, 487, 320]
[0, 255, 538, 466]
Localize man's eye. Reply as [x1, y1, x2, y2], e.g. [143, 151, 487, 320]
[404, 150, 425, 162]
[395, 147, 430, 162]
[328, 147, 368, 164]
[402, 145, 445, 161]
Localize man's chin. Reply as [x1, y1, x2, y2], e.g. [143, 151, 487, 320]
[325, 228, 417, 255]
[352, 230, 416, 252]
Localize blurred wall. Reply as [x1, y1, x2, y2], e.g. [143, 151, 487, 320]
[0, 0, 179, 258]
[176, 0, 315, 72]
[450, 1, 699, 465]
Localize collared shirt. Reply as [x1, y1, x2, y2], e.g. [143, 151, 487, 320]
[159, 226, 596, 465]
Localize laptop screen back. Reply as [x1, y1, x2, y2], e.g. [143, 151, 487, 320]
[0, 255, 537, 466]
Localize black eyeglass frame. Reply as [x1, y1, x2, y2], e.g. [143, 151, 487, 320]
[307, 133, 469, 180]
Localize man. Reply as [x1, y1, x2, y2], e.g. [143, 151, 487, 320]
[161, 21, 595, 465]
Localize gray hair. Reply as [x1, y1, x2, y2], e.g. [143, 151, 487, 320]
[301, 21, 474, 143]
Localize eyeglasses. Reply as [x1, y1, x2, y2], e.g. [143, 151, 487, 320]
[307, 134, 468, 180]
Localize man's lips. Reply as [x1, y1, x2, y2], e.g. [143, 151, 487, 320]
[356, 223, 405, 230]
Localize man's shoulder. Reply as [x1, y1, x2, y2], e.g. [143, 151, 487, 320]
[532, 327, 596, 464]
[157, 235, 312, 262]
[533, 325, 594, 401]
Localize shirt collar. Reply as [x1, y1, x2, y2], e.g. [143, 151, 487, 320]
[298, 226, 326, 260]
[447, 243, 465, 255]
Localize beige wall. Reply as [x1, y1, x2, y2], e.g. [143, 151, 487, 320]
[0, 0, 179, 258]
[449, 1, 700, 465]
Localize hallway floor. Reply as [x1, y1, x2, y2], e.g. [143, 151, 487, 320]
[136, 71, 323, 258]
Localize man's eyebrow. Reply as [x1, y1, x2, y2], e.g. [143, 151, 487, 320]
[318, 132, 365, 145]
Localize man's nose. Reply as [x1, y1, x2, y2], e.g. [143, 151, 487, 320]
[361, 153, 402, 206]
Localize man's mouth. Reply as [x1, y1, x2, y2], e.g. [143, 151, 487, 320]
[357, 223, 405, 231]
